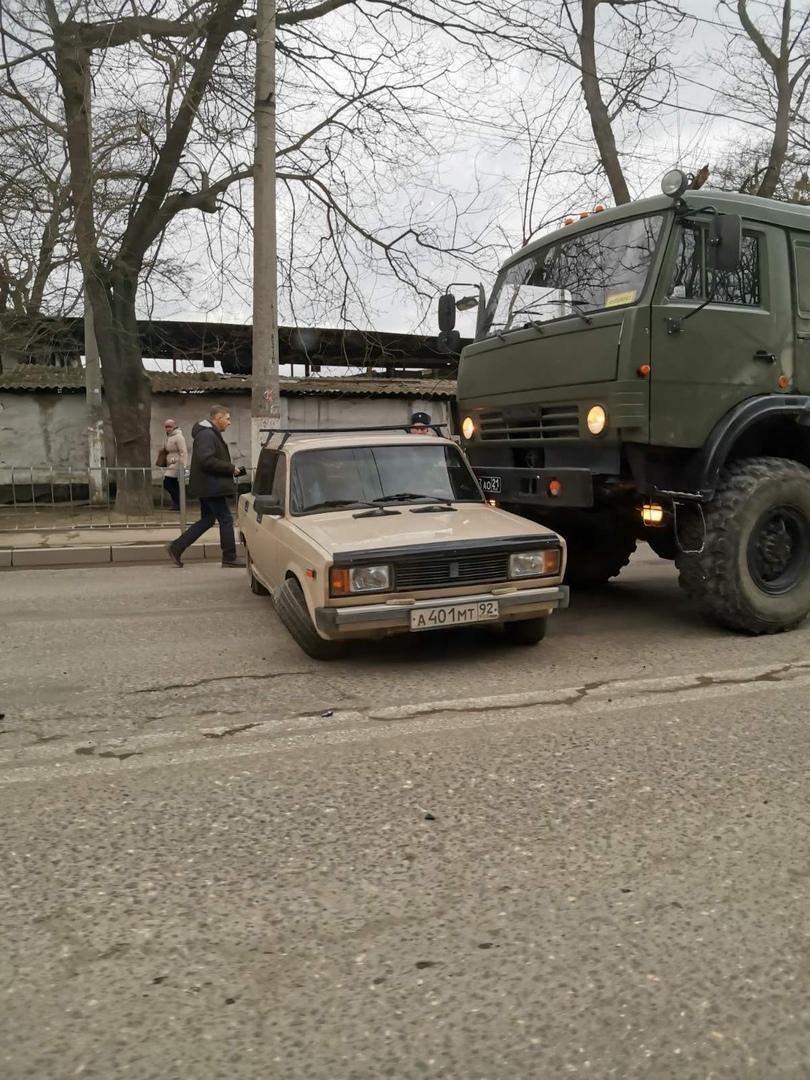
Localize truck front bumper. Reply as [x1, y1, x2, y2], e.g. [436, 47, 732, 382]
[472, 466, 594, 508]
[314, 584, 570, 637]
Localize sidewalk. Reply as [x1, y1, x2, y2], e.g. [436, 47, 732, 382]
[0, 517, 242, 570]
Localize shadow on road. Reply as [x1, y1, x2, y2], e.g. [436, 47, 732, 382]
[348, 555, 724, 668]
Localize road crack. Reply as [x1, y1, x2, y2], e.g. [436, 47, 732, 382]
[131, 671, 310, 694]
[202, 723, 261, 740]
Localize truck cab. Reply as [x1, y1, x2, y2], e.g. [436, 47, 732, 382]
[447, 171, 810, 634]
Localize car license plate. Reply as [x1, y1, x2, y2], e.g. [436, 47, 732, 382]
[479, 475, 502, 494]
[410, 600, 499, 631]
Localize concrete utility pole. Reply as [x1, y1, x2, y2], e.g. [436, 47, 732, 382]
[83, 62, 105, 504]
[251, 0, 281, 466]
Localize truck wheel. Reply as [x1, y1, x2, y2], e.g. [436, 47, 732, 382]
[676, 457, 810, 634]
[246, 549, 269, 596]
[502, 616, 548, 645]
[563, 526, 637, 586]
[645, 527, 677, 561]
[274, 577, 343, 659]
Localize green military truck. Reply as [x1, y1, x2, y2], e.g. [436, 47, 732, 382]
[439, 169, 810, 634]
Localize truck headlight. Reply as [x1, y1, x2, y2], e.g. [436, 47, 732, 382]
[330, 565, 391, 595]
[586, 404, 607, 436]
[509, 549, 561, 578]
[461, 416, 475, 440]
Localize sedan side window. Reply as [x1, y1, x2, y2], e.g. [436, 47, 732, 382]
[270, 456, 287, 506]
[253, 449, 280, 495]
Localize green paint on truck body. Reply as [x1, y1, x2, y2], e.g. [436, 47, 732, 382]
[458, 190, 810, 509]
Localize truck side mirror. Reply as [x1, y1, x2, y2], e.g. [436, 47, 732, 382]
[437, 329, 461, 354]
[709, 213, 742, 273]
[438, 293, 457, 331]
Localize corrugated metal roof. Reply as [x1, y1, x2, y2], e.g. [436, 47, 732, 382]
[0, 367, 456, 399]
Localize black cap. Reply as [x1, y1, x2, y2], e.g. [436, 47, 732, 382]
[410, 411, 431, 426]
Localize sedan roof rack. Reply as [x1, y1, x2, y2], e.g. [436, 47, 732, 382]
[259, 423, 447, 448]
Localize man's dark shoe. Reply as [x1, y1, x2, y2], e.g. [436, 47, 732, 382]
[166, 543, 184, 568]
[221, 557, 246, 568]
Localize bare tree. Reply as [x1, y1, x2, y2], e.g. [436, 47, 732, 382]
[553, 1, 686, 205]
[0, 94, 79, 370]
[717, 0, 810, 199]
[1, 0, 528, 507]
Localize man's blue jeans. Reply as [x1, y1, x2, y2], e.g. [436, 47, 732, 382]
[174, 496, 236, 561]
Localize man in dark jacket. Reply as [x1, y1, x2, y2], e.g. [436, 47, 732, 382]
[166, 405, 245, 568]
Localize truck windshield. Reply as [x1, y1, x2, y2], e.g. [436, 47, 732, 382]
[481, 213, 664, 337]
[290, 443, 483, 514]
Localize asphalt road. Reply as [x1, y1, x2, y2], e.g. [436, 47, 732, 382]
[3, 551, 810, 1079]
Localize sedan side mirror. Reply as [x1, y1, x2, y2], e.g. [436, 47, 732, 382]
[254, 495, 283, 519]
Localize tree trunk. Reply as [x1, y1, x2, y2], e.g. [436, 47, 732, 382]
[579, 0, 631, 205]
[55, 33, 153, 513]
[86, 269, 153, 514]
[757, 69, 791, 199]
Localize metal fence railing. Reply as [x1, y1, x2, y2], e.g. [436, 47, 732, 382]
[0, 465, 253, 533]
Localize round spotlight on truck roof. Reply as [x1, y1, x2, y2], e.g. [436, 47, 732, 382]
[661, 168, 689, 200]
[586, 405, 607, 436]
[461, 416, 475, 440]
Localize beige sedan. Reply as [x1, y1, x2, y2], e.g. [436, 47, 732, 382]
[238, 431, 569, 659]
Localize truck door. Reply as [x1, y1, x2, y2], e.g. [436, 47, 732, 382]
[650, 218, 793, 448]
[793, 237, 810, 394]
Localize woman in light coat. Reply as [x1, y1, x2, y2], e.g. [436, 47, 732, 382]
[162, 419, 188, 511]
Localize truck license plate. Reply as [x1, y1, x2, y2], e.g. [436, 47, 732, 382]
[410, 600, 499, 631]
[479, 475, 502, 494]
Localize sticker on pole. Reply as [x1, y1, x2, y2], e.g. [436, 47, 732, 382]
[263, 390, 274, 402]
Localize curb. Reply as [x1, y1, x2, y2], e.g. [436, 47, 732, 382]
[1, 541, 244, 570]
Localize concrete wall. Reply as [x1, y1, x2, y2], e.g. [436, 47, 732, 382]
[0, 391, 450, 473]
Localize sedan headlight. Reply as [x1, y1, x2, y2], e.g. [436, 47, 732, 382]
[508, 549, 561, 579]
[330, 564, 391, 595]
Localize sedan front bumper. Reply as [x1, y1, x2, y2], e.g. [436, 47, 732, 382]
[314, 584, 569, 637]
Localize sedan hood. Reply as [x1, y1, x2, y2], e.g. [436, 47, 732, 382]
[293, 502, 559, 556]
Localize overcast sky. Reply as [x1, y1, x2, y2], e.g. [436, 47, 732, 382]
[144, 0, 788, 368]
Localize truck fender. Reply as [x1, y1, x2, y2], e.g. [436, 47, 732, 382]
[696, 395, 810, 497]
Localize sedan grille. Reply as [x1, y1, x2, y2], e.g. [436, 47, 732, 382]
[393, 551, 510, 591]
[479, 404, 580, 441]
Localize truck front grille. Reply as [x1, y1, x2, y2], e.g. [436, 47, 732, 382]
[478, 404, 580, 441]
[393, 552, 510, 591]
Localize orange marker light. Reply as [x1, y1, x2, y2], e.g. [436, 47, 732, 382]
[305, 568, 316, 579]
[329, 567, 350, 595]
[579, 211, 589, 220]
[594, 204, 606, 213]
[563, 216, 575, 225]
[637, 363, 651, 377]
[548, 479, 562, 497]
[778, 374, 790, 389]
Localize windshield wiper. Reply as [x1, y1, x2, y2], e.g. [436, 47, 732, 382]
[373, 492, 443, 503]
[569, 299, 594, 324]
[410, 503, 457, 513]
[353, 506, 401, 518]
[520, 320, 545, 335]
[304, 498, 374, 512]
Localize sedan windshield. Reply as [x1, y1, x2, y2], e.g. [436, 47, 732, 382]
[481, 213, 664, 337]
[290, 444, 483, 515]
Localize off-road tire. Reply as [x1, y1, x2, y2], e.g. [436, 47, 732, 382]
[502, 616, 548, 646]
[562, 524, 637, 586]
[645, 526, 678, 561]
[246, 549, 270, 596]
[274, 577, 342, 659]
[675, 457, 810, 635]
